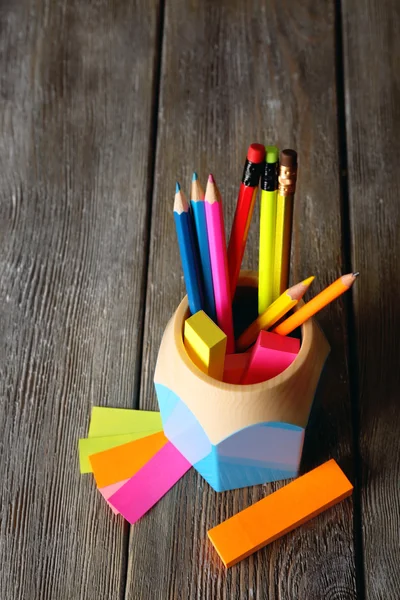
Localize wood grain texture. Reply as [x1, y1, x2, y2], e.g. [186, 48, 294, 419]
[0, 1, 159, 598]
[127, 1, 357, 598]
[342, 0, 400, 598]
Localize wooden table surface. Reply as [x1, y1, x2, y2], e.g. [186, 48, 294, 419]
[1, 1, 399, 599]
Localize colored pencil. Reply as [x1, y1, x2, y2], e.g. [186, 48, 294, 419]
[205, 174, 235, 353]
[236, 276, 314, 351]
[272, 149, 298, 301]
[227, 143, 265, 300]
[258, 146, 279, 314]
[273, 272, 359, 336]
[190, 173, 216, 321]
[173, 182, 204, 315]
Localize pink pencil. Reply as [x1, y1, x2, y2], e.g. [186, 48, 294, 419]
[205, 174, 235, 353]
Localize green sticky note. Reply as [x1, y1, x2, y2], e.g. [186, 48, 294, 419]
[79, 430, 160, 474]
[88, 407, 162, 438]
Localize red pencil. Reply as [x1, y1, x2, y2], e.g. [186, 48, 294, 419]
[227, 143, 265, 299]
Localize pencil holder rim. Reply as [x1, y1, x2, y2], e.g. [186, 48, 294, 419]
[175, 270, 313, 390]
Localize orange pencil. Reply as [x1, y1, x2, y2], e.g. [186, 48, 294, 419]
[273, 272, 359, 336]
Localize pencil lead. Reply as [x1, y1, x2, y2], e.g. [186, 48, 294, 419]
[175, 181, 181, 194]
[192, 172, 198, 182]
[353, 271, 360, 277]
[208, 174, 215, 183]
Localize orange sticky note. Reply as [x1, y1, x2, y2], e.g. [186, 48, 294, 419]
[208, 459, 353, 567]
[89, 431, 168, 488]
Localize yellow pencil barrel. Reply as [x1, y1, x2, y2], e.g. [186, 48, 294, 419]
[272, 193, 294, 301]
[236, 293, 296, 351]
[258, 145, 279, 314]
[258, 189, 277, 314]
[272, 149, 297, 302]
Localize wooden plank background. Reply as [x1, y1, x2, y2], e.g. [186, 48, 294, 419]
[0, 1, 160, 598]
[341, 0, 400, 598]
[0, 0, 398, 598]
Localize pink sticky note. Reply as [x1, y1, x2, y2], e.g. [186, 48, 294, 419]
[223, 352, 250, 384]
[98, 479, 129, 514]
[240, 331, 300, 384]
[108, 441, 192, 524]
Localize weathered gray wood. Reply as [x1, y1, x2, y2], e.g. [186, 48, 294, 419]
[0, 1, 159, 598]
[342, 1, 400, 598]
[127, 1, 357, 598]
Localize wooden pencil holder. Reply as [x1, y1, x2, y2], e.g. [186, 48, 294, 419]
[154, 271, 330, 492]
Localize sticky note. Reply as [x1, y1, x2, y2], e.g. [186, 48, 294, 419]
[184, 310, 227, 380]
[88, 407, 162, 437]
[79, 431, 159, 474]
[240, 331, 300, 384]
[108, 441, 192, 524]
[208, 459, 353, 567]
[223, 353, 250, 384]
[98, 480, 129, 514]
[89, 431, 168, 488]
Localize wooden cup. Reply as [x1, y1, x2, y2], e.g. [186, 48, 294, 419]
[154, 271, 330, 492]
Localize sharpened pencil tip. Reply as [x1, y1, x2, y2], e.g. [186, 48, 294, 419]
[301, 275, 315, 287]
[175, 181, 181, 193]
[192, 172, 198, 181]
[353, 272, 360, 277]
[208, 174, 215, 183]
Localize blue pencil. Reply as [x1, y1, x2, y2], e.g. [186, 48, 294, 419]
[173, 182, 204, 315]
[190, 173, 217, 321]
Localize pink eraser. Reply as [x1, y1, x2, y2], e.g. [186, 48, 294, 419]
[240, 331, 300, 384]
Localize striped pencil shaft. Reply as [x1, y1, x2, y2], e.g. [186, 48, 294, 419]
[272, 193, 293, 301]
[258, 189, 277, 313]
[173, 210, 204, 315]
[191, 200, 216, 321]
[205, 200, 235, 353]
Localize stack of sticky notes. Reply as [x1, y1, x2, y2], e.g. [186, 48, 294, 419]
[208, 459, 353, 567]
[79, 410, 353, 568]
[240, 331, 300, 384]
[79, 407, 192, 522]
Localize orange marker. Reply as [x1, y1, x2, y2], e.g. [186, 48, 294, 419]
[208, 459, 353, 568]
[89, 431, 168, 488]
[273, 273, 359, 336]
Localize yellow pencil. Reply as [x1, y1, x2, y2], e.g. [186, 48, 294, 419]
[272, 150, 298, 301]
[236, 276, 314, 351]
[258, 146, 279, 314]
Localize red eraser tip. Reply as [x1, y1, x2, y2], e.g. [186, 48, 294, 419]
[247, 143, 265, 164]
